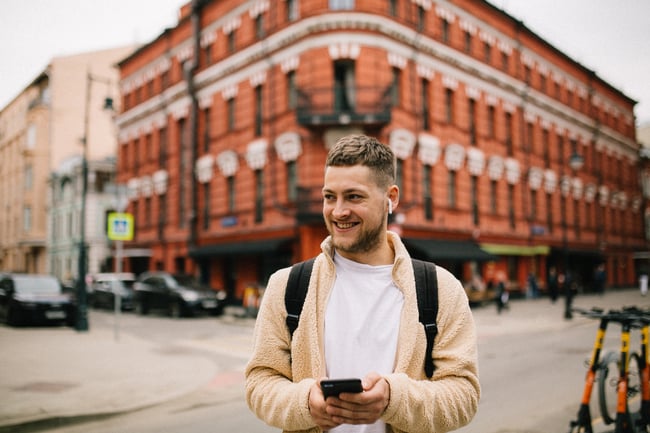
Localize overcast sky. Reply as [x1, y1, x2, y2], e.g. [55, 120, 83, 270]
[2, 0, 649, 125]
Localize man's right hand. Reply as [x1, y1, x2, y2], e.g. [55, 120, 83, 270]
[309, 379, 341, 430]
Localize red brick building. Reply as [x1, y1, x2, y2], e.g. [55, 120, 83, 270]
[115, 0, 644, 300]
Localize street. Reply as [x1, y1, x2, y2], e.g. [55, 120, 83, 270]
[3, 289, 648, 433]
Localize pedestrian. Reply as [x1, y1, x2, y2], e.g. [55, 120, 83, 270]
[563, 271, 576, 320]
[527, 272, 539, 299]
[245, 134, 480, 433]
[593, 263, 606, 295]
[548, 266, 559, 303]
[493, 271, 509, 314]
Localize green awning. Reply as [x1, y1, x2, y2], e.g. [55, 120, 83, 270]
[480, 243, 550, 256]
[404, 238, 497, 262]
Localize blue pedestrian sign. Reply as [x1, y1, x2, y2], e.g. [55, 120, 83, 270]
[107, 213, 134, 241]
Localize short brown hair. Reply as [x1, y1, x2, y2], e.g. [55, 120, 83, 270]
[325, 134, 396, 188]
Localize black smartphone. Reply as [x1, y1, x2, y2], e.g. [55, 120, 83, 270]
[320, 378, 363, 398]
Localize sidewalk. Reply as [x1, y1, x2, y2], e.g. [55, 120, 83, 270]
[0, 288, 646, 430]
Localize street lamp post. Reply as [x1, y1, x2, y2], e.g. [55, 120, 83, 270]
[76, 69, 113, 332]
[562, 150, 584, 320]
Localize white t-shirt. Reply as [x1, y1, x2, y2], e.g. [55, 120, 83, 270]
[324, 253, 404, 433]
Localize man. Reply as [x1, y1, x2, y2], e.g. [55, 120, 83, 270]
[246, 134, 480, 433]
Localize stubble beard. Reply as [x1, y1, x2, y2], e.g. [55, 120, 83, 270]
[328, 217, 385, 256]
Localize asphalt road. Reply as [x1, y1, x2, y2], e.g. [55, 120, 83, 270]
[12, 289, 648, 433]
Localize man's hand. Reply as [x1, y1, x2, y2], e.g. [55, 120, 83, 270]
[323, 373, 390, 426]
[309, 378, 341, 430]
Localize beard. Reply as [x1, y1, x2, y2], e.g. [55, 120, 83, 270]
[327, 217, 385, 256]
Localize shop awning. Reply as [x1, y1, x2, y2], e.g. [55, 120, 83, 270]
[480, 243, 550, 256]
[404, 238, 497, 262]
[189, 238, 291, 257]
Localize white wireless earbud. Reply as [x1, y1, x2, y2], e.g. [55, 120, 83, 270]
[388, 199, 393, 215]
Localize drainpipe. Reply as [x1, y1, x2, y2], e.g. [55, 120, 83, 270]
[185, 0, 204, 253]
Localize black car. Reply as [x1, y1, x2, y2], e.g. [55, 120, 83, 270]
[89, 272, 136, 310]
[133, 272, 227, 318]
[0, 273, 76, 326]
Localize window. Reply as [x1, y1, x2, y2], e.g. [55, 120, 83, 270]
[26, 124, 36, 149]
[178, 118, 187, 228]
[23, 206, 32, 232]
[526, 121, 534, 152]
[487, 105, 495, 138]
[287, 70, 297, 109]
[391, 67, 401, 107]
[441, 18, 450, 43]
[417, 6, 425, 32]
[287, 0, 298, 21]
[471, 176, 479, 225]
[483, 42, 491, 64]
[24, 165, 33, 190]
[448, 171, 456, 208]
[423, 164, 433, 220]
[524, 65, 531, 85]
[501, 52, 509, 71]
[145, 197, 152, 228]
[255, 14, 265, 39]
[254, 85, 263, 136]
[287, 161, 297, 202]
[255, 170, 264, 223]
[203, 43, 212, 65]
[421, 78, 430, 130]
[145, 133, 152, 162]
[329, 0, 354, 9]
[505, 112, 513, 155]
[227, 176, 235, 213]
[490, 180, 497, 214]
[508, 184, 515, 229]
[546, 192, 553, 233]
[445, 88, 454, 124]
[158, 193, 167, 234]
[228, 31, 236, 53]
[227, 97, 236, 131]
[203, 107, 211, 153]
[334, 60, 355, 111]
[468, 98, 477, 145]
[542, 129, 550, 166]
[530, 190, 537, 221]
[389, 0, 397, 16]
[557, 134, 564, 164]
[464, 31, 472, 53]
[159, 126, 168, 167]
[202, 183, 210, 230]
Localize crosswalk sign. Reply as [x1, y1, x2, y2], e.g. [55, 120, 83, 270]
[107, 212, 134, 241]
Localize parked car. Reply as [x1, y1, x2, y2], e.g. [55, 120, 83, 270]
[133, 272, 227, 318]
[0, 273, 76, 327]
[89, 272, 136, 310]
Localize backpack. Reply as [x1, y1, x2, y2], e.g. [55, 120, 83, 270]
[284, 257, 439, 378]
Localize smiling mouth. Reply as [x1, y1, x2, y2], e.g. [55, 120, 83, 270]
[335, 222, 358, 229]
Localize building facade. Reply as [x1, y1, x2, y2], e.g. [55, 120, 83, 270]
[0, 46, 134, 279]
[116, 0, 644, 300]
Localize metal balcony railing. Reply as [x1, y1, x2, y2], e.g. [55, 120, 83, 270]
[296, 85, 393, 127]
[296, 186, 324, 224]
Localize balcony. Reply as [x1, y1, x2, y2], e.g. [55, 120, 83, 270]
[296, 85, 392, 127]
[296, 186, 323, 224]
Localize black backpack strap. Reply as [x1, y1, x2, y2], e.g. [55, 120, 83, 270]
[285, 258, 315, 338]
[412, 258, 439, 378]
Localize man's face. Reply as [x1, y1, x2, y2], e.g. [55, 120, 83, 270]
[322, 164, 388, 261]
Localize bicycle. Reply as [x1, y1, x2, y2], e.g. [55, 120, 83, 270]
[597, 306, 650, 432]
[569, 307, 649, 433]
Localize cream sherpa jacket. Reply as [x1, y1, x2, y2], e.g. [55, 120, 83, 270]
[245, 232, 480, 433]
